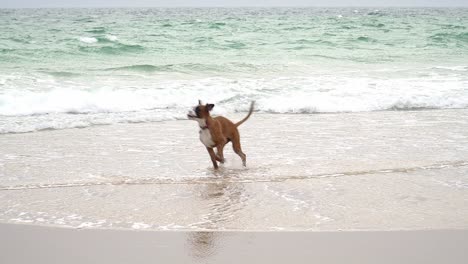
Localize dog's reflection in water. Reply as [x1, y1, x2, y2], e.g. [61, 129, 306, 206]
[188, 231, 219, 260]
[187, 181, 245, 260]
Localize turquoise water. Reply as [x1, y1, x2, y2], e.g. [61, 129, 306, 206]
[0, 8, 467, 132]
[2, 8, 468, 73]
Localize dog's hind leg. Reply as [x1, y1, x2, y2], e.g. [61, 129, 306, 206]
[231, 133, 246, 167]
[206, 147, 219, 169]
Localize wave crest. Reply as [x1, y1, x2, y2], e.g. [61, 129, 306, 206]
[1, 73, 467, 133]
[78, 37, 98, 43]
[79, 43, 145, 54]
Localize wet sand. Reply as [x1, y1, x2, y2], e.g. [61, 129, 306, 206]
[1, 223, 468, 264]
[1, 110, 468, 231]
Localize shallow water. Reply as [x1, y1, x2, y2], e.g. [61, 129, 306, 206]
[1, 110, 467, 231]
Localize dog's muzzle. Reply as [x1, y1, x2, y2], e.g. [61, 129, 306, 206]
[187, 110, 197, 119]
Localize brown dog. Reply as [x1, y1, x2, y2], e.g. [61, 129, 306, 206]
[187, 100, 255, 169]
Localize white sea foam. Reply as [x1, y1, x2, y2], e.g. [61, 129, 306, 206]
[105, 35, 118, 41]
[0, 75, 467, 133]
[433, 66, 468, 72]
[0, 88, 166, 116]
[132, 222, 151, 229]
[79, 37, 98, 43]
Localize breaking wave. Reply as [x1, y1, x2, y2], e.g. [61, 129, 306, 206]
[1, 74, 467, 133]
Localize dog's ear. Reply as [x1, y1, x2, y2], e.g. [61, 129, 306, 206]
[198, 99, 202, 105]
[206, 104, 215, 111]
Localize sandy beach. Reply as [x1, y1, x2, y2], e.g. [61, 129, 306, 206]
[2, 223, 468, 264]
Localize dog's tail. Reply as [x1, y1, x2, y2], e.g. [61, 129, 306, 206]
[235, 101, 255, 127]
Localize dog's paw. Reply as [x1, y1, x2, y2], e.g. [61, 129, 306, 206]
[215, 155, 225, 163]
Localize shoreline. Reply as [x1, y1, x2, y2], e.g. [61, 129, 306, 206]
[2, 108, 467, 135]
[4, 220, 468, 233]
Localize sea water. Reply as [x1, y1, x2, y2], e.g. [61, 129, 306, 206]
[1, 8, 467, 133]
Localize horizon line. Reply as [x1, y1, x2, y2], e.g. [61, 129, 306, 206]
[2, 5, 468, 9]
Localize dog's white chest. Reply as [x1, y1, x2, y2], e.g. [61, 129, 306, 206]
[199, 129, 215, 147]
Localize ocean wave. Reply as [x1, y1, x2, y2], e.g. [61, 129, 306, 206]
[283, 26, 313, 31]
[224, 40, 247, 49]
[0, 88, 174, 116]
[78, 34, 118, 44]
[439, 24, 466, 30]
[105, 64, 163, 72]
[355, 36, 378, 43]
[10, 36, 32, 44]
[367, 10, 385, 16]
[104, 62, 257, 73]
[78, 43, 145, 54]
[92, 35, 118, 43]
[258, 93, 468, 114]
[362, 22, 386, 28]
[40, 71, 81, 77]
[105, 35, 118, 41]
[0, 111, 179, 134]
[85, 27, 107, 34]
[209, 22, 227, 29]
[79, 37, 98, 43]
[429, 32, 468, 43]
[0, 48, 15, 53]
[1, 77, 466, 117]
[432, 66, 468, 72]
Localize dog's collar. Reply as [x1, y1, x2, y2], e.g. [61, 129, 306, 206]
[200, 125, 209, 130]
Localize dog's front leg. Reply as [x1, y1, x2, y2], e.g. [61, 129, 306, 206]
[216, 143, 226, 164]
[206, 147, 219, 169]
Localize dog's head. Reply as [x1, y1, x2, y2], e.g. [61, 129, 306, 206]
[187, 100, 215, 121]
